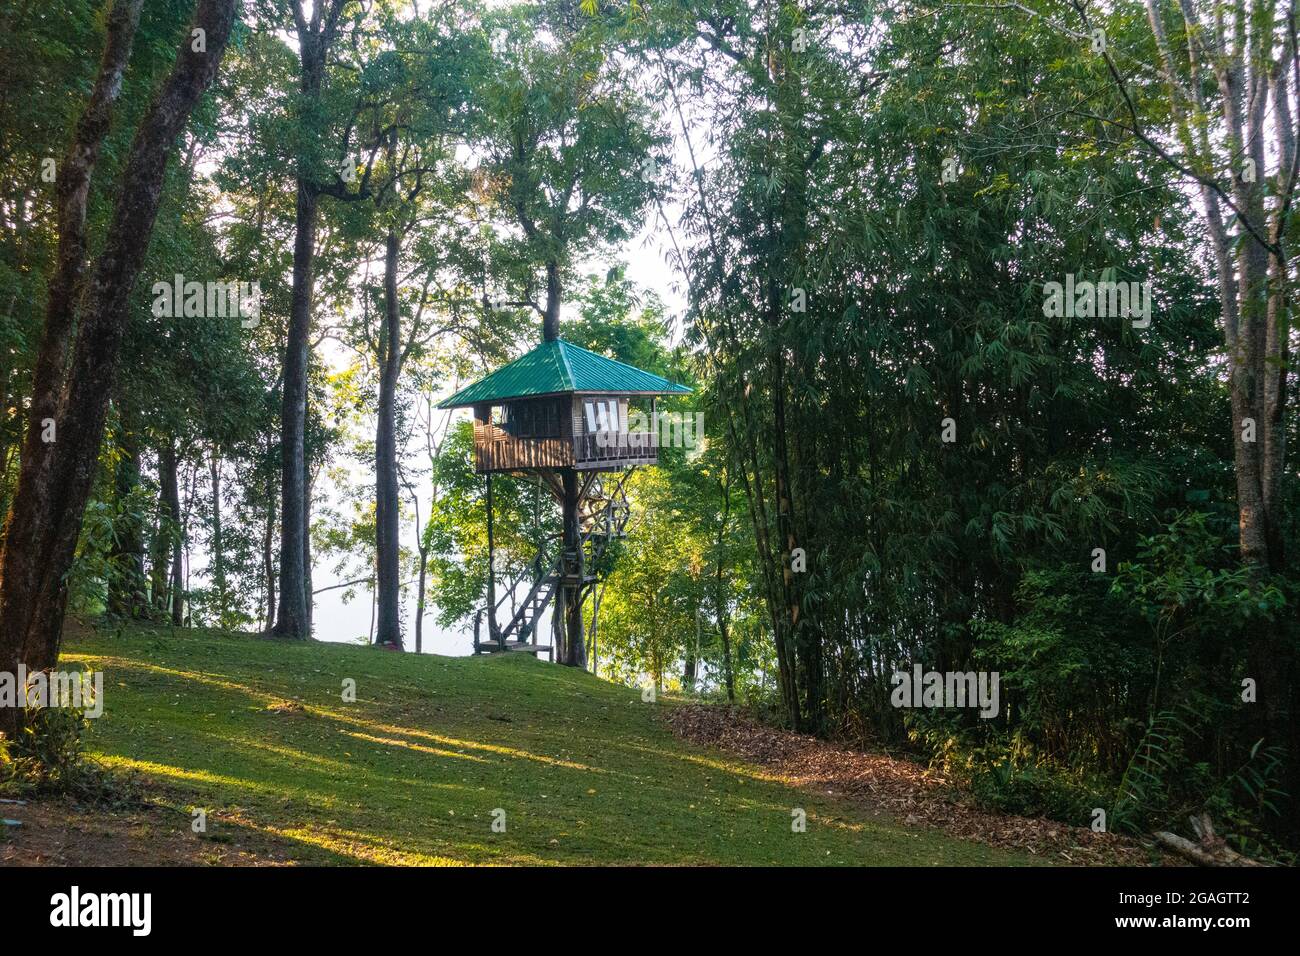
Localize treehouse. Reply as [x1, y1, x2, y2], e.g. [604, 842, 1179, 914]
[438, 339, 691, 474]
[438, 338, 691, 666]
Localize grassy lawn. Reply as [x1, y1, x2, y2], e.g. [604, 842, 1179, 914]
[59, 624, 1039, 866]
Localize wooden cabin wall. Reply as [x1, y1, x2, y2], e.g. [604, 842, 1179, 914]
[472, 398, 574, 473]
[470, 394, 664, 474]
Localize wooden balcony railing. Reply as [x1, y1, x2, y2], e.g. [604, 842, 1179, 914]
[575, 430, 657, 465]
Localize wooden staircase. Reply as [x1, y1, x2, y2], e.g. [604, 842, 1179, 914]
[472, 469, 634, 660]
[474, 548, 560, 658]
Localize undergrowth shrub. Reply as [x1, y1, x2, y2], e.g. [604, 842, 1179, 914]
[900, 513, 1296, 860]
[0, 702, 129, 805]
[969, 762, 1106, 823]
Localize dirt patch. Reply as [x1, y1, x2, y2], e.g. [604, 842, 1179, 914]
[0, 796, 296, 867]
[663, 704, 1167, 866]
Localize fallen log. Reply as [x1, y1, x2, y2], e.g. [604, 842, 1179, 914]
[1153, 814, 1267, 867]
[1154, 830, 1225, 865]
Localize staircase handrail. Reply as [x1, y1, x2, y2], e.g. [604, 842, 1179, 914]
[498, 548, 564, 642]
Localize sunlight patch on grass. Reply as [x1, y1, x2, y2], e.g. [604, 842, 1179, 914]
[231, 738, 358, 773]
[623, 744, 785, 783]
[344, 731, 490, 762]
[266, 824, 468, 866]
[96, 755, 283, 796]
[315, 708, 605, 772]
[75, 655, 288, 706]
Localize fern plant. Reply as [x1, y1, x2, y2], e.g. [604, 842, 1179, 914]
[1109, 706, 1194, 834]
[1205, 740, 1291, 861]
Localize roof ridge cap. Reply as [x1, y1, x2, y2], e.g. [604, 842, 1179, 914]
[554, 338, 576, 390]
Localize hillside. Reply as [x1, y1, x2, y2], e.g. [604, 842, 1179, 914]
[2, 624, 1039, 866]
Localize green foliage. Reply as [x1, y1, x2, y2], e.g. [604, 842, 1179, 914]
[475, 4, 666, 291]
[1207, 742, 1293, 861]
[970, 762, 1106, 824]
[974, 569, 1150, 771]
[1112, 512, 1286, 651]
[1105, 709, 1292, 861]
[0, 694, 124, 804]
[1110, 706, 1197, 834]
[894, 507, 1293, 849]
[68, 484, 156, 620]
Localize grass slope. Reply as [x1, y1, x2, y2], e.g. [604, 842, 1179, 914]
[62, 624, 1037, 866]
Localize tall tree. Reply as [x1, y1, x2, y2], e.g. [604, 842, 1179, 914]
[477, 8, 660, 343]
[366, 11, 473, 649]
[271, 0, 361, 639]
[0, 0, 239, 739]
[1063, 0, 1299, 765]
[475, 5, 661, 667]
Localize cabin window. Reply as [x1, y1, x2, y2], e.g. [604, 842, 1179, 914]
[514, 402, 536, 437]
[494, 401, 559, 438]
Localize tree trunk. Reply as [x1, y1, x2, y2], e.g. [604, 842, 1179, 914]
[274, 181, 317, 638]
[107, 425, 146, 619]
[1224, 134, 1289, 760]
[208, 449, 227, 626]
[715, 477, 735, 702]
[374, 228, 403, 649]
[718, 604, 734, 703]
[588, 582, 604, 674]
[274, 3, 351, 640]
[561, 468, 586, 668]
[262, 471, 277, 632]
[553, 579, 566, 662]
[0, 0, 238, 743]
[22, 0, 144, 501]
[149, 485, 168, 615]
[414, 542, 428, 653]
[158, 442, 184, 627]
[303, 455, 314, 635]
[0, 0, 143, 742]
[543, 261, 561, 341]
[714, 581, 735, 704]
[1132, 0, 1294, 795]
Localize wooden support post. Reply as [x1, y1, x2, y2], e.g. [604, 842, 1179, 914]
[486, 473, 500, 645]
[561, 467, 586, 668]
[590, 583, 600, 674]
[553, 572, 566, 661]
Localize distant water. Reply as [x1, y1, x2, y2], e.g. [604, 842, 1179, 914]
[311, 577, 556, 659]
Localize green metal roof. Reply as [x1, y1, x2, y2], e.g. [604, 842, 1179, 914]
[438, 339, 692, 409]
